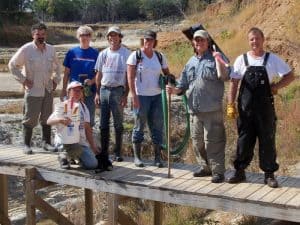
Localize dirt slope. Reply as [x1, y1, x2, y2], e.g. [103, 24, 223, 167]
[159, 0, 300, 73]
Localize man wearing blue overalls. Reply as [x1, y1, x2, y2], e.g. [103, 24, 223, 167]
[226, 27, 295, 188]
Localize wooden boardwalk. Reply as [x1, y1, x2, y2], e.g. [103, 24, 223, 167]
[0, 144, 299, 225]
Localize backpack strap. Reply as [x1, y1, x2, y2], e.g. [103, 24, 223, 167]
[243, 53, 249, 67]
[154, 50, 163, 66]
[135, 49, 163, 67]
[135, 49, 143, 66]
[263, 52, 270, 66]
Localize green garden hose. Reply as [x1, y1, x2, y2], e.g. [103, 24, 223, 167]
[159, 76, 190, 156]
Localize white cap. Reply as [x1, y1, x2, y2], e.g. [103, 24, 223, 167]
[106, 26, 123, 38]
[193, 30, 209, 39]
[67, 81, 83, 91]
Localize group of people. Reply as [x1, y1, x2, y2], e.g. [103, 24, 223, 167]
[8, 22, 294, 188]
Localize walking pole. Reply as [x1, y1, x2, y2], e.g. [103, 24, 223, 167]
[167, 82, 171, 178]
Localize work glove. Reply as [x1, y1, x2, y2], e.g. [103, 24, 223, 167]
[227, 103, 238, 120]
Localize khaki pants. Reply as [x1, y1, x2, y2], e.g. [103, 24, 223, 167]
[22, 90, 53, 128]
[190, 110, 226, 175]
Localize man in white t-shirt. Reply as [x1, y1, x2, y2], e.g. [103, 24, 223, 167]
[94, 26, 131, 162]
[47, 81, 99, 169]
[127, 30, 170, 168]
[226, 27, 295, 188]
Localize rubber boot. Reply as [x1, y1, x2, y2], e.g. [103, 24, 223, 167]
[226, 169, 246, 183]
[154, 144, 163, 168]
[42, 125, 56, 152]
[114, 132, 123, 162]
[264, 172, 278, 188]
[100, 129, 110, 157]
[133, 143, 144, 167]
[23, 125, 33, 154]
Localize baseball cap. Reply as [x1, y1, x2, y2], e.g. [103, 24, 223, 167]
[144, 30, 157, 40]
[67, 81, 83, 91]
[106, 26, 123, 38]
[193, 30, 209, 39]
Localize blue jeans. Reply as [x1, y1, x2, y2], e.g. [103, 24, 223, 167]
[84, 93, 96, 127]
[100, 86, 124, 133]
[132, 94, 164, 145]
[80, 145, 98, 169]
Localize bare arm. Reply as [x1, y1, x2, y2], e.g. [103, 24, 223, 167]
[120, 72, 129, 107]
[162, 67, 170, 75]
[127, 64, 139, 109]
[60, 67, 70, 101]
[52, 50, 61, 85]
[227, 78, 240, 104]
[94, 71, 102, 105]
[84, 122, 99, 155]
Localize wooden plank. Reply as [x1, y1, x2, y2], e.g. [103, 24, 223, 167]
[153, 201, 163, 225]
[0, 212, 11, 225]
[246, 185, 274, 201]
[4, 154, 57, 166]
[120, 163, 194, 187]
[184, 177, 211, 192]
[221, 173, 262, 199]
[0, 153, 29, 161]
[107, 194, 119, 225]
[0, 164, 26, 177]
[272, 188, 299, 205]
[34, 180, 54, 190]
[1, 144, 299, 224]
[260, 177, 299, 203]
[25, 168, 37, 225]
[149, 165, 197, 189]
[34, 195, 74, 225]
[175, 178, 206, 191]
[33, 167, 300, 222]
[85, 189, 93, 225]
[0, 174, 11, 225]
[252, 177, 287, 202]
[286, 193, 300, 207]
[196, 182, 225, 194]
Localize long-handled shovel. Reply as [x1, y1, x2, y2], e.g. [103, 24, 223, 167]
[167, 82, 171, 178]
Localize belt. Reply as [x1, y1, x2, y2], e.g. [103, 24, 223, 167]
[102, 86, 123, 90]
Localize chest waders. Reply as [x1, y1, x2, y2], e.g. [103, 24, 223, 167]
[234, 53, 279, 173]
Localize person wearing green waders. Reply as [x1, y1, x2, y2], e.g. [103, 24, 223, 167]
[167, 30, 230, 183]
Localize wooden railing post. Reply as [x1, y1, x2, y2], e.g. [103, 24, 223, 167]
[0, 174, 11, 225]
[107, 194, 119, 225]
[153, 201, 163, 225]
[85, 189, 93, 225]
[25, 168, 36, 225]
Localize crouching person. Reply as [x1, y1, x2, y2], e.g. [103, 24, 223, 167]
[47, 81, 100, 169]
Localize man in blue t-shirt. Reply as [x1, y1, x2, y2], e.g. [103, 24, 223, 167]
[61, 25, 99, 127]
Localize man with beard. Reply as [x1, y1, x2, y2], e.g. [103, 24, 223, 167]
[8, 23, 61, 154]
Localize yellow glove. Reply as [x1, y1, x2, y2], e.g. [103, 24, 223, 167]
[227, 103, 238, 120]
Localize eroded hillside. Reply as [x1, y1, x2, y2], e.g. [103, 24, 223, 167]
[160, 0, 300, 73]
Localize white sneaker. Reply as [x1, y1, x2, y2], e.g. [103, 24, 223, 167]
[43, 143, 57, 152]
[23, 145, 33, 154]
